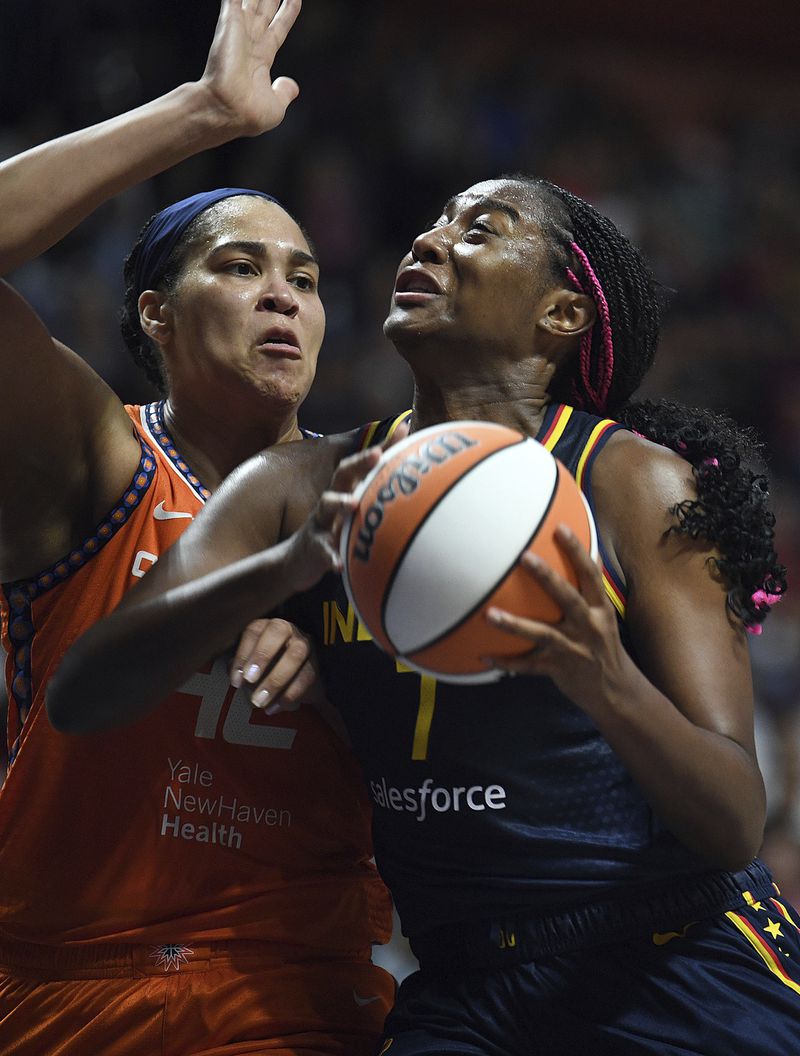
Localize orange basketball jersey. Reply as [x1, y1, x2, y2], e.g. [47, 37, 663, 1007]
[0, 402, 391, 951]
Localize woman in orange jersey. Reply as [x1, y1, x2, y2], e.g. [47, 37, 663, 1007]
[0, 2, 393, 1054]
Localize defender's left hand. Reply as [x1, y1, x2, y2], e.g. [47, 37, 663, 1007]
[486, 524, 634, 713]
[200, 0, 303, 137]
[230, 617, 322, 714]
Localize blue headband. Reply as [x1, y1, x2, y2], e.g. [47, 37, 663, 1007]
[132, 187, 281, 297]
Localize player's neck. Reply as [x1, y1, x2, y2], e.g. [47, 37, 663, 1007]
[410, 378, 552, 439]
[162, 395, 303, 492]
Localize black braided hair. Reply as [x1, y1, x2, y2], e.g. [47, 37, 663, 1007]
[508, 174, 787, 628]
[624, 399, 784, 628]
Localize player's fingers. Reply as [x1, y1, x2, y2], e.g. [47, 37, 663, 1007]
[230, 618, 271, 687]
[244, 618, 299, 682]
[259, 662, 317, 715]
[265, 695, 303, 715]
[319, 531, 346, 574]
[554, 524, 608, 607]
[251, 0, 276, 18]
[251, 650, 316, 710]
[492, 651, 546, 676]
[483, 611, 566, 673]
[485, 606, 555, 645]
[238, 618, 296, 687]
[328, 446, 382, 494]
[313, 490, 360, 534]
[266, 0, 302, 47]
[518, 551, 587, 621]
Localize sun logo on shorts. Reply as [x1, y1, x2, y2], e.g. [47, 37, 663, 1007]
[150, 943, 194, 971]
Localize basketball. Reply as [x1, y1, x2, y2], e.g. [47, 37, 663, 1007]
[339, 420, 598, 684]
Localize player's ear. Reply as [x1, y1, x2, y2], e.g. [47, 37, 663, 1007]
[139, 290, 173, 347]
[536, 289, 596, 340]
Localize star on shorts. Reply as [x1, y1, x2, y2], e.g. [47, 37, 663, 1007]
[150, 943, 194, 971]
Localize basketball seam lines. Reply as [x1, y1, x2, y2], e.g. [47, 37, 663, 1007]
[380, 437, 549, 657]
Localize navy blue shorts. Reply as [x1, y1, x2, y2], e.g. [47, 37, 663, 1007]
[379, 892, 800, 1055]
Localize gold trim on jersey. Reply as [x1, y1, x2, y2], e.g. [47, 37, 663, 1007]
[575, 418, 617, 490]
[560, 413, 627, 619]
[359, 411, 411, 451]
[540, 404, 574, 452]
[725, 910, 800, 996]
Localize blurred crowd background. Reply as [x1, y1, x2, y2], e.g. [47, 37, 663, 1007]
[2, 0, 800, 905]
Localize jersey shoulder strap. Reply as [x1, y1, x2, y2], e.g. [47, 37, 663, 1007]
[356, 411, 412, 451]
[540, 404, 628, 620]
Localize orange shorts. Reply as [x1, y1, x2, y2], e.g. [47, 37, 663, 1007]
[0, 940, 395, 1056]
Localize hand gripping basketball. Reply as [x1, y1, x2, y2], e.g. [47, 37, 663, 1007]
[339, 421, 598, 684]
[287, 445, 383, 594]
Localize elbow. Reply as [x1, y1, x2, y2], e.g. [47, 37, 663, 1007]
[45, 620, 117, 734]
[689, 837, 762, 875]
[45, 677, 82, 735]
[705, 841, 763, 875]
[727, 784, 768, 871]
[691, 805, 766, 874]
[692, 757, 768, 873]
[45, 659, 95, 735]
[726, 821, 768, 873]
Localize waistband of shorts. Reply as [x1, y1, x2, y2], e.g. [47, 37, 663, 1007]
[0, 938, 373, 980]
[409, 859, 776, 969]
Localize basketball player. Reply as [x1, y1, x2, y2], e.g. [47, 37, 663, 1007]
[49, 175, 797, 1054]
[0, 2, 394, 1054]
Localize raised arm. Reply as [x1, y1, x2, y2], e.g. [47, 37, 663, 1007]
[488, 434, 765, 871]
[0, 0, 302, 583]
[0, 0, 302, 275]
[46, 435, 375, 734]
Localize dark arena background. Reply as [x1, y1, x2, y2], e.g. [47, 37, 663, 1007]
[2, 0, 800, 898]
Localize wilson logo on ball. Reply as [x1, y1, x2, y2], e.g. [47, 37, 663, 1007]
[352, 431, 478, 563]
[341, 420, 597, 685]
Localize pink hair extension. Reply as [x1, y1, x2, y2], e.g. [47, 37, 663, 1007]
[564, 267, 591, 410]
[566, 242, 615, 411]
[752, 588, 783, 608]
[746, 586, 783, 634]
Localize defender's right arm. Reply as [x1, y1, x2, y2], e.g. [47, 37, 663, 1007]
[46, 434, 374, 733]
[0, 0, 301, 275]
[0, 0, 302, 583]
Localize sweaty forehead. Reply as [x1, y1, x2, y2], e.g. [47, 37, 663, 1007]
[445, 180, 544, 224]
[198, 196, 311, 254]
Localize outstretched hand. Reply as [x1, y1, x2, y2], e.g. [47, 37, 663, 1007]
[486, 525, 634, 715]
[200, 0, 303, 136]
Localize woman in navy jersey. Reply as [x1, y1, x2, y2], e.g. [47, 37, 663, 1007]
[50, 174, 797, 1055]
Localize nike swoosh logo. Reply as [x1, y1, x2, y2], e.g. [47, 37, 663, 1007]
[153, 501, 193, 521]
[652, 921, 697, 946]
[353, 989, 382, 1008]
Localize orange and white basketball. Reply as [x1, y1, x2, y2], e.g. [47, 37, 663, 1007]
[340, 420, 597, 684]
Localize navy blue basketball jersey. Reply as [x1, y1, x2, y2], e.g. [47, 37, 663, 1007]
[284, 405, 713, 940]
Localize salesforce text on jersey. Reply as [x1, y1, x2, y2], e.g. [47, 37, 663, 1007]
[370, 776, 507, 822]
